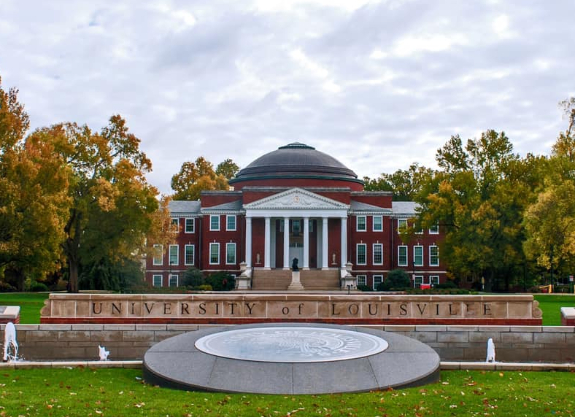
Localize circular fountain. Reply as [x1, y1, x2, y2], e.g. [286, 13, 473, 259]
[143, 323, 440, 394]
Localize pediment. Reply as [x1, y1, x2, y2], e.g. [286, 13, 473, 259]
[244, 188, 349, 211]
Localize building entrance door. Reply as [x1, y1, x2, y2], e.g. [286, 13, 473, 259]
[289, 243, 304, 269]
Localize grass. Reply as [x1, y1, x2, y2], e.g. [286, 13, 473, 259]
[0, 292, 573, 325]
[0, 292, 49, 324]
[0, 368, 573, 416]
[533, 294, 575, 326]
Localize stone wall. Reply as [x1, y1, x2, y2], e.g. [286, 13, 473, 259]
[2, 324, 573, 363]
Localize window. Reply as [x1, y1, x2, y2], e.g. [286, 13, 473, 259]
[169, 245, 178, 266]
[185, 245, 195, 265]
[226, 215, 236, 231]
[429, 245, 439, 266]
[373, 216, 383, 232]
[413, 275, 424, 288]
[169, 274, 179, 287]
[373, 243, 383, 265]
[356, 243, 367, 265]
[185, 218, 195, 233]
[226, 243, 236, 265]
[373, 275, 383, 290]
[171, 218, 179, 233]
[398, 245, 408, 266]
[153, 244, 163, 265]
[430, 275, 440, 286]
[210, 215, 220, 231]
[414, 245, 423, 266]
[357, 216, 366, 232]
[357, 275, 367, 286]
[397, 219, 407, 233]
[152, 275, 162, 287]
[292, 219, 301, 235]
[429, 223, 439, 234]
[209, 243, 220, 265]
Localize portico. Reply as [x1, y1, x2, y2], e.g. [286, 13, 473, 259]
[243, 188, 349, 270]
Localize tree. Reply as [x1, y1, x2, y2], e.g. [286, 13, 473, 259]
[413, 130, 540, 290]
[523, 98, 575, 281]
[380, 269, 410, 290]
[39, 115, 166, 292]
[364, 163, 435, 201]
[171, 157, 234, 200]
[216, 158, 240, 181]
[0, 78, 71, 290]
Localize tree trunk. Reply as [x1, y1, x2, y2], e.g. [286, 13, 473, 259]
[68, 258, 79, 293]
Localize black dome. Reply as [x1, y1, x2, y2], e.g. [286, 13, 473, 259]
[229, 142, 361, 185]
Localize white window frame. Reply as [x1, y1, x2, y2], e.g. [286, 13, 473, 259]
[210, 215, 220, 231]
[429, 245, 439, 266]
[357, 275, 367, 286]
[429, 223, 439, 234]
[184, 244, 195, 266]
[397, 218, 407, 233]
[373, 216, 383, 232]
[430, 275, 440, 286]
[398, 245, 408, 267]
[171, 218, 179, 230]
[226, 242, 236, 265]
[413, 275, 424, 288]
[152, 275, 163, 287]
[226, 215, 236, 231]
[373, 275, 383, 290]
[209, 242, 220, 265]
[414, 245, 424, 267]
[168, 244, 179, 266]
[152, 244, 163, 266]
[169, 274, 179, 287]
[185, 218, 195, 233]
[356, 216, 367, 232]
[373, 243, 383, 265]
[356, 243, 367, 265]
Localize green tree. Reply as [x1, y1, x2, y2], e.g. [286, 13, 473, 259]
[171, 157, 230, 200]
[0, 78, 71, 290]
[216, 158, 240, 181]
[380, 269, 411, 291]
[414, 130, 540, 290]
[364, 163, 435, 201]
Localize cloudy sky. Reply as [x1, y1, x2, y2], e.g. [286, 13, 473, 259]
[1, 0, 574, 194]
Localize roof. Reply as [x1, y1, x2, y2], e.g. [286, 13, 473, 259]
[392, 201, 419, 217]
[169, 200, 201, 216]
[229, 142, 363, 186]
[201, 200, 243, 214]
[350, 201, 392, 214]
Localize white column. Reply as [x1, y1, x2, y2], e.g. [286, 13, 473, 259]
[264, 216, 271, 269]
[245, 217, 252, 267]
[340, 217, 347, 266]
[303, 217, 310, 269]
[283, 217, 290, 269]
[322, 217, 329, 269]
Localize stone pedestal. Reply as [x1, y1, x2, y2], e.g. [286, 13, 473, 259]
[287, 270, 304, 291]
[340, 262, 356, 290]
[0, 306, 20, 324]
[561, 307, 575, 326]
[235, 263, 252, 290]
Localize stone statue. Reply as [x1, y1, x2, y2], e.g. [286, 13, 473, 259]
[292, 257, 299, 271]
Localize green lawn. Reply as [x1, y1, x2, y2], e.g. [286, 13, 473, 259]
[0, 292, 49, 324]
[0, 368, 573, 416]
[0, 292, 573, 325]
[533, 294, 575, 326]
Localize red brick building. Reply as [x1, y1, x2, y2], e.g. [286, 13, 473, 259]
[145, 143, 446, 290]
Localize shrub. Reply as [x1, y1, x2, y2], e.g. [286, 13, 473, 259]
[29, 282, 49, 292]
[380, 269, 411, 291]
[183, 268, 204, 288]
[205, 272, 235, 291]
[434, 281, 457, 289]
[357, 284, 373, 292]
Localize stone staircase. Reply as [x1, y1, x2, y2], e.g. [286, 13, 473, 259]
[251, 269, 340, 291]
